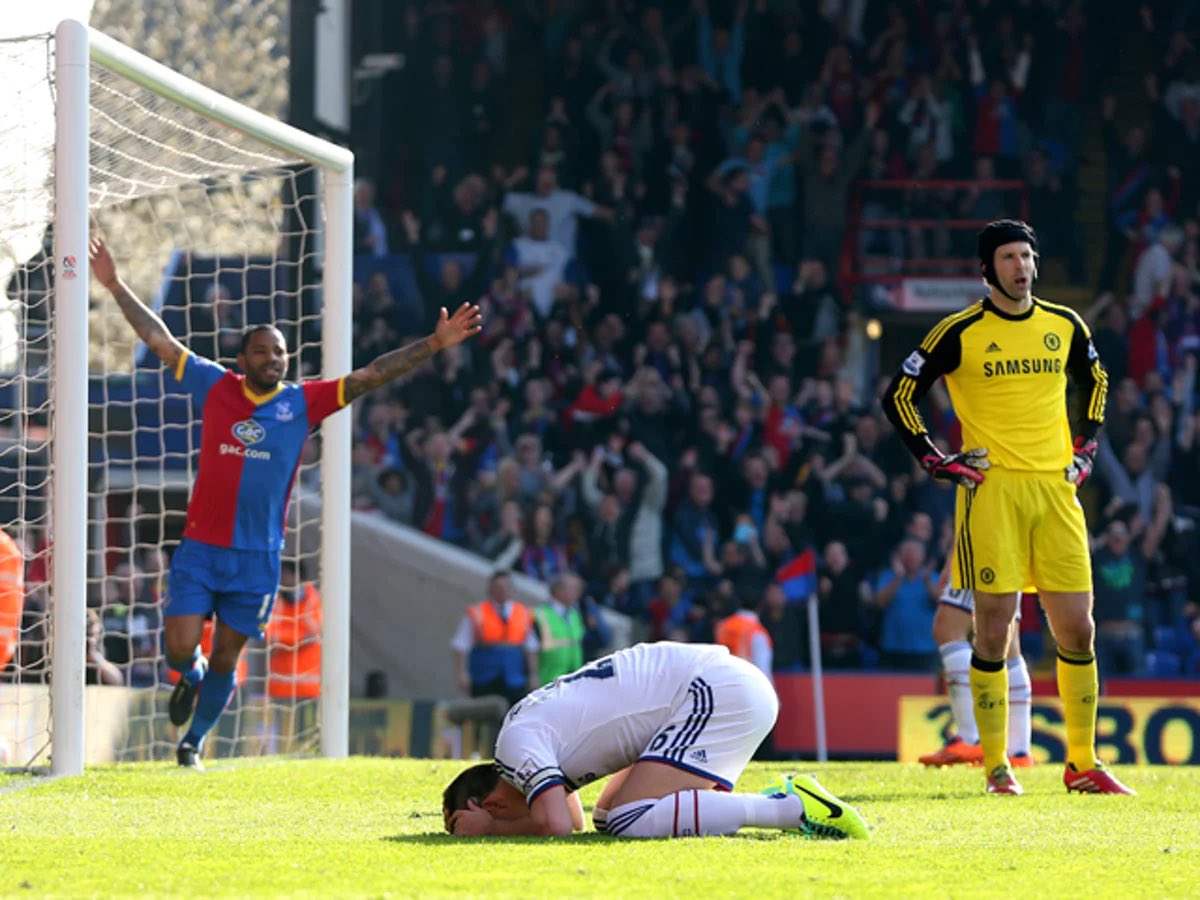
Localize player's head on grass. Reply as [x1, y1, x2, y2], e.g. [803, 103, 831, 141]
[977, 219, 1038, 304]
[441, 763, 530, 834]
[238, 324, 288, 392]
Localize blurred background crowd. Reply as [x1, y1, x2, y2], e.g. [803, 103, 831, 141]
[332, 0, 1200, 680]
[5, 0, 1200, 696]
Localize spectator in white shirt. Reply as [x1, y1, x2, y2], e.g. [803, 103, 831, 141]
[1132, 223, 1184, 319]
[503, 166, 611, 258]
[511, 209, 572, 318]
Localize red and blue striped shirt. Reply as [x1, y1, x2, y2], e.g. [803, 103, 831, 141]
[173, 352, 345, 550]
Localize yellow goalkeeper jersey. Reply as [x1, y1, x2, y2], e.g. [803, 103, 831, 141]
[882, 296, 1108, 473]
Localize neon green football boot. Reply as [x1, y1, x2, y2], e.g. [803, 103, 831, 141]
[761, 773, 870, 840]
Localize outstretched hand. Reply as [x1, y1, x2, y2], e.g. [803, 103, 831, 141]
[88, 237, 119, 288]
[433, 302, 484, 351]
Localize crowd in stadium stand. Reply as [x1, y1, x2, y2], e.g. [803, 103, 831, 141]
[336, 0, 1200, 679]
[9, 2, 1199, 690]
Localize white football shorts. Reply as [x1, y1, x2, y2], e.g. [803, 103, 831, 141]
[636, 653, 778, 789]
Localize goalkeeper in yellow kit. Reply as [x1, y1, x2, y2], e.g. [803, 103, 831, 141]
[882, 220, 1134, 796]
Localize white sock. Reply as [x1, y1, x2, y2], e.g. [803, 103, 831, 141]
[602, 791, 805, 838]
[939, 640, 977, 744]
[1007, 655, 1032, 756]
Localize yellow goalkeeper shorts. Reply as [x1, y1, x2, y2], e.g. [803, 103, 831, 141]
[951, 467, 1092, 594]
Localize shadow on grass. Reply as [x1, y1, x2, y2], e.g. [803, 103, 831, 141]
[382, 829, 795, 844]
[381, 832, 619, 845]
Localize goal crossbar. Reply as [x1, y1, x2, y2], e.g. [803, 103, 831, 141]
[86, 29, 352, 174]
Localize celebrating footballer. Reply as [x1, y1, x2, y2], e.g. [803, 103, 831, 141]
[89, 236, 482, 769]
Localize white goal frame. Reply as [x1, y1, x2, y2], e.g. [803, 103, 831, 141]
[51, 19, 353, 775]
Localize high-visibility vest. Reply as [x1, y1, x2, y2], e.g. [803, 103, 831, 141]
[534, 603, 584, 685]
[716, 612, 772, 662]
[0, 530, 23, 671]
[466, 600, 531, 689]
[265, 584, 322, 700]
[166, 618, 249, 686]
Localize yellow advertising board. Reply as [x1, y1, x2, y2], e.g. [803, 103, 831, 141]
[0, 685, 480, 765]
[900, 696, 1200, 765]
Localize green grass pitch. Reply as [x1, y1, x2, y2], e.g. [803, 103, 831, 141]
[3, 758, 1198, 898]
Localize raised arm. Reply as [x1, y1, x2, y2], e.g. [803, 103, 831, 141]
[89, 237, 187, 371]
[630, 442, 668, 511]
[587, 82, 616, 137]
[838, 103, 880, 187]
[967, 33, 985, 89]
[550, 452, 587, 493]
[342, 303, 483, 403]
[1141, 484, 1172, 559]
[580, 448, 607, 509]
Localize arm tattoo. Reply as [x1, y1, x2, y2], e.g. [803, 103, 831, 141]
[111, 284, 170, 346]
[343, 337, 437, 403]
[110, 283, 182, 368]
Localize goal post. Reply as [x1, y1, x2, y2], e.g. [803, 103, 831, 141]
[51, 17, 89, 778]
[41, 19, 352, 774]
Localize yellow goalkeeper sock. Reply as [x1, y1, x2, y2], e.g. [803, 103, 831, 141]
[1057, 648, 1100, 771]
[969, 652, 1009, 772]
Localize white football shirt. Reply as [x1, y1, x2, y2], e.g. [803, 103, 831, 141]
[493, 642, 737, 801]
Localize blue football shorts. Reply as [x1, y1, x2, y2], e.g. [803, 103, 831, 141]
[165, 538, 281, 638]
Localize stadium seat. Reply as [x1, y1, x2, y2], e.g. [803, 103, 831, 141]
[1185, 650, 1200, 677]
[354, 252, 421, 316]
[772, 263, 796, 292]
[1036, 138, 1068, 173]
[1145, 650, 1181, 678]
[422, 252, 478, 281]
[1152, 625, 1181, 654]
[564, 256, 591, 287]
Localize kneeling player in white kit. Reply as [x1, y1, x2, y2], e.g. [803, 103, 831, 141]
[442, 642, 869, 839]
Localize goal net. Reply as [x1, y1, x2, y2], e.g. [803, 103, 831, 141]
[0, 22, 352, 772]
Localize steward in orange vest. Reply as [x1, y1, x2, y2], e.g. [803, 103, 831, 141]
[265, 582, 322, 701]
[0, 529, 23, 672]
[715, 606, 774, 678]
[452, 571, 537, 708]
